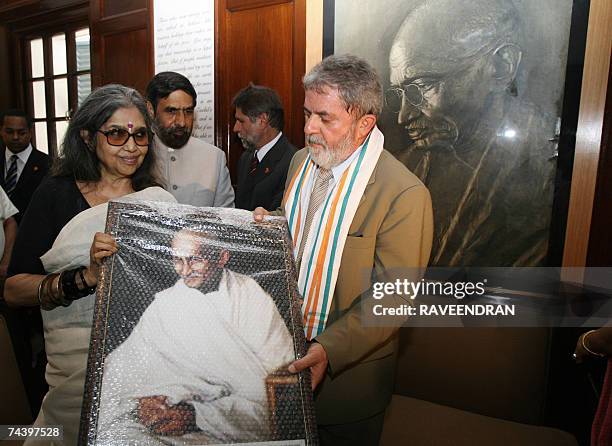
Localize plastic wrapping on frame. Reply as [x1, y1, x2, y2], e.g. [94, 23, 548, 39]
[78, 200, 317, 446]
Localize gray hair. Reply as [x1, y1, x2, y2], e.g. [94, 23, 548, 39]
[53, 83, 158, 190]
[303, 54, 383, 118]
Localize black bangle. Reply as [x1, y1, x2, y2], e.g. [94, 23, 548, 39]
[60, 268, 78, 300]
[60, 267, 95, 301]
[77, 267, 97, 295]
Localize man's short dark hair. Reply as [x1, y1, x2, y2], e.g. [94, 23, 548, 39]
[145, 72, 197, 111]
[1, 109, 33, 128]
[232, 84, 284, 131]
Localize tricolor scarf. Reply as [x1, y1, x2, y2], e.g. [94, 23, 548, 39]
[283, 126, 384, 339]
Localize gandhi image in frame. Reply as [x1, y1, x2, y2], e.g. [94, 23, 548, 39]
[334, 0, 576, 266]
[80, 202, 317, 446]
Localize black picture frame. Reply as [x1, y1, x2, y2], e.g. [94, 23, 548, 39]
[79, 202, 317, 446]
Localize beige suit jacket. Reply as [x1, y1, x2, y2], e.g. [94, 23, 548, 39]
[282, 148, 433, 424]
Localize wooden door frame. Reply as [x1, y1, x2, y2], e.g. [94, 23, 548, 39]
[562, 0, 612, 267]
[215, 0, 306, 169]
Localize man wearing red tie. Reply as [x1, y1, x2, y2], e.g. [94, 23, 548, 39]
[233, 84, 296, 211]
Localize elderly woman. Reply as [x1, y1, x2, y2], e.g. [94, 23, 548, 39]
[5, 84, 175, 444]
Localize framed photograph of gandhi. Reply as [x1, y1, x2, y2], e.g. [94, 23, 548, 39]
[79, 201, 317, 445]
[328, 0, 589, 267]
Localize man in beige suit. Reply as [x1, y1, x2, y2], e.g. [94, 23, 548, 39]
[255, 54, 433, 445]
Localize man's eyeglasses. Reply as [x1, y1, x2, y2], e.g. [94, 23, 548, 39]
[97, 128, 149, 147]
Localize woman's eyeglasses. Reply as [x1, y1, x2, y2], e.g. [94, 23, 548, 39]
[97, 128, 149, 147]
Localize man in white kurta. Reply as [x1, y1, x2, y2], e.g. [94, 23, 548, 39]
[146, 72, 234, 208]
[96, 229, 294, 445]
[153, 135, 234, 208]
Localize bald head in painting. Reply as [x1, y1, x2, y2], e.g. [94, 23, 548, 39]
[389, 0, 522, 151]
[388, 0, 557, 266]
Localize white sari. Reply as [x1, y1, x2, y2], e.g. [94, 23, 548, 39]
[26, 186, 176, 446]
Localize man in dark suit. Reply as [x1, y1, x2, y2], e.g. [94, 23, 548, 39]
[0, 108, 49, 417]
[0, 109, 50, 223]
[233, 84, 296, 211]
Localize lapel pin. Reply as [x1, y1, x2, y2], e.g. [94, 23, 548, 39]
[264, 167, 271, 174]
[33, 166, 39, 172]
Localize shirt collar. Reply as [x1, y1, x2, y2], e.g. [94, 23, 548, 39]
[5, 144, 32, 164]
[256, 131, 282, 162]
[329, 141, 364, 183]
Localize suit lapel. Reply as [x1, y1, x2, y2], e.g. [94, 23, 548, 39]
[237, 150, 253, 185]
[16, 150, 42, 192]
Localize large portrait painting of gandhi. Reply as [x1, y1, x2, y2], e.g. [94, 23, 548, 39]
[334, 0, 578, 266]
[79, 201, 317, 445]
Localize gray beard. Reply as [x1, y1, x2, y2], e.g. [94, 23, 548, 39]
[239, 136, 257, 152]
[306, 131, 355, 170]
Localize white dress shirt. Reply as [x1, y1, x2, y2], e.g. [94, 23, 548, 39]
[255, 131, 283, 162]
[297, 143, 364, 229]
[153, 136, 235, 208]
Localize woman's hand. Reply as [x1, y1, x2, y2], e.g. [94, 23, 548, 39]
[574, 332, 592, 364]
[86, 232, 117, 285]
[574, 328, 612, 363]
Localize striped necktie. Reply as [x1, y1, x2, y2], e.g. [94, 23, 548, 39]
[249, 152, 259, 176]
[4, 155, 18, 198]
[297, 168, 333, 266]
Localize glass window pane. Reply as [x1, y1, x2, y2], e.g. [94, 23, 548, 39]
[32, 81, 46, 119]
[55, 120, 69, 154]
[77, 74, 91, 106]
[52, 34, 67, 75]
[30, 38, 44, 78]
[34, 122, 48, 154]
[75, 28, 90, 71]
[54, 78, 69, 118]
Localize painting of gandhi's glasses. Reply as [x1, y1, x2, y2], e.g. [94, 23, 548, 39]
[386, 79, 441, 109]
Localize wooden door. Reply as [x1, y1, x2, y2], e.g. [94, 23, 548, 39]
[90, 0, 153, 94]
[217, 0, 306, 180]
